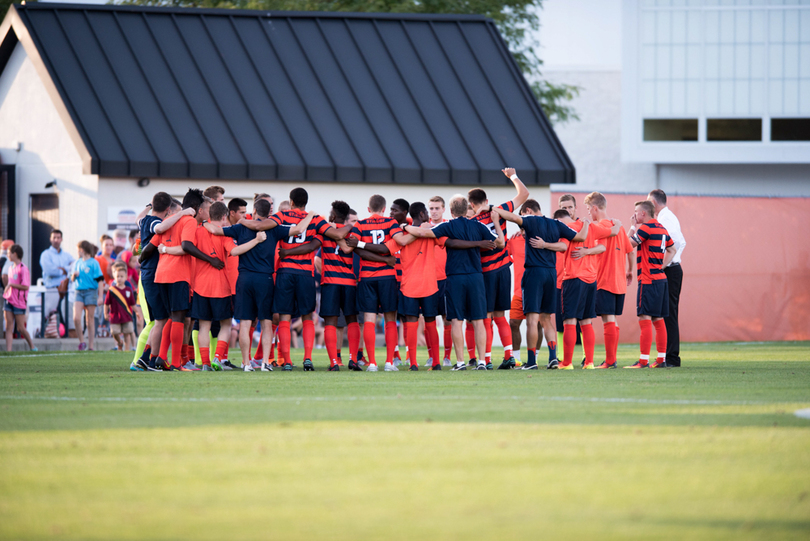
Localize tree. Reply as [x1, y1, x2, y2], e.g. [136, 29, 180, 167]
[116, 0, 580, 124]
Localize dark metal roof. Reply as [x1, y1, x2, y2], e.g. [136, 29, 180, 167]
[2, 3, 574, 184]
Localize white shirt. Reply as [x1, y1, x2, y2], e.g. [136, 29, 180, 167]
[656, 206, 686, 266]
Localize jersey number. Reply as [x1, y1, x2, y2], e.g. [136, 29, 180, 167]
[288, 231, 306, 244]
[486, 223, 497, 236]
[371, 230, 384, 244]
[661, 237, 667, 251]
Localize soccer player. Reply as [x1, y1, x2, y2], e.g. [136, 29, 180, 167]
[555, 194, 582, 362]
[204, 198, 311, 371]
[496, 201, 577, 369]
[583, 192, 634, 369]
[428, 196, 452, 366]
[134, 194, 194, 370]
[468, 167, 530, 369]
[625, 200, 676, 368]
[404, 196, 503, 370]
[203, 185, 225, 203]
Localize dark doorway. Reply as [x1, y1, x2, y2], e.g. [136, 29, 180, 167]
[30, 193, 59, 285]
[0, 165, 15, 244]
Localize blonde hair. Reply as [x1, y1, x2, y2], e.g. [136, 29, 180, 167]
[583, 192, 607, 210]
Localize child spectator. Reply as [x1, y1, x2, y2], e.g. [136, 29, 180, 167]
[3, 244, 36, 352]
[105, 263, 137, 351]
[72, 240, 104, 351]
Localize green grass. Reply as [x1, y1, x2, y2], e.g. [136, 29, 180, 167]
[1, 342, 809, 540]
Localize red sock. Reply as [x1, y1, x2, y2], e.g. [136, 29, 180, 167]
[465, 323, 476, 360]
[199, 347, 210, 366]
[348, 321, 360, 362]
[384, 321, 397, 364]
[159, 321, 172, 361]
[443, 325, 452, 360]
[325, 325, 338, 367]
[303, 319, 315, 360]
[614, 324, 621, 362]
[639, 320, 653, 364]
[278, 321, 291, 365]
[581, 323, 595, 365]
[494, 316, 512, 359]
[603, 322, 617, 364]
[484, 317, 493, 361]
[405, 322, 419, 366]
[180, 344, 190, 364]
[563, 323, 577, 366]
[215, 340, 228, 361]
[653, 319, 667, 357]
[363, 322, 377, 365]
[425, 320, 439, 365]
[253, 331, 263, 361]
[170, 321, 185, 368]
[268, 324, 276, 360]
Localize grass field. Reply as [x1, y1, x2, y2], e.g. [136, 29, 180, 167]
[1, 341, 809, 540]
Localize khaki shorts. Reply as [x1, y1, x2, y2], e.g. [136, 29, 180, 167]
[111, 321, 134, 334]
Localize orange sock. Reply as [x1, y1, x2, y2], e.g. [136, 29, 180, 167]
[278, 321, 291, 365]
[639, 320, 653, 364]
[614, 324, 621, 362]
[363, 322, 376, 365]
[384, 321, 398, 364]
[199, 347, 210, 366]
[214, 340, 228, 361]
[425, 320, 439, 365]
[443, 325, 452, 360]
[465, 323, 476, 360]
[653, 319, 667, 358]
[268, 324, 276, 361]
[170, 321, 184, 368]
[494, 316, 512, 359]
[158, 321, 172, 361]
[181, 344, 190, 364]
[405, 322, 419, 366]
[581, 323, 595, 365]
[303, 319, 315, 360]
[325, 325, 338, 367]
[603, 322, 617, 364]
[347, 321, 360, 362]
[484, 318, 493, 361]
[253, 331, 263, 361]
[563, 323, 577, 366]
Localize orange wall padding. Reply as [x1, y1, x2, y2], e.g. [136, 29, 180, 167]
[548, 192, 810, 343]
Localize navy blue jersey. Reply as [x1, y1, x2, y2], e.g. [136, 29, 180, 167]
[138, 215, 162, 280]
[522, 216, 577, 268]
[222, 220, 290, 275]
[431, 217, 496, 275]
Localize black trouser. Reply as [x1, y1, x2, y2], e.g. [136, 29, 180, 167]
[664, 264, 683, 366]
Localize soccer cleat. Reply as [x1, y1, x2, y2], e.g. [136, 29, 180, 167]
[242, 363, 255, 372]
[250, 359, 262, 370]
[430, 364, 442, 371]
[282, 363, 293, 372]
[211, 358, 222, 371]
[442, 357, 452, 367]
[497, 359, 512, 370]
[582, 362, 595, 370]
[222, 360, 238, 371]
[546, 359, 559, 370]
[271, 361, 279, 368]
[366, 363, 378, 372]
[522, 362, 539, 370]
[384, 362, 398, 372]
[303, 359, 315, 372]
[393, 358, 402, 367]
[129, 361, 144, 372]
[581, 357, 586, 368]
[183, 361, 201, 371]
[336, 358, 344, 367]
[485, 363, 493, 370]
[424, 357, 432, 368]
[476, 363, 488, 370]
[595, 361, 617, 369]
[134, 357, 149, 371]
[467, 358, 477, 369]
[650, 359, 667, 368]
[112, 346, 119, 352]
[261, 362, 274, 372]
[168, 365, 191, 372]
[201, 365, 214, 372]
[357, 350, 366, 364]
[624, 361, 649, 369]
[328, 365, 340, 372]
[558, 362, 574, 370]
[451, 363, 467, 371]
[409, 365, 418, 371]
[348, 360, 363, 372]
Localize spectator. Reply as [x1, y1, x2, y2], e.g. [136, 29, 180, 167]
[4, 245, 36, 352]
[113, 229, 129, 257]
[39, 229, 75, 288]
[1, 239, 14, 287]
[96, 236, 116, 285]
[104, 263, 137, 351]
[72, 240, 104, 351]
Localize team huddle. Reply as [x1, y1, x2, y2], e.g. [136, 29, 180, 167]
[130, 167, 676, 373]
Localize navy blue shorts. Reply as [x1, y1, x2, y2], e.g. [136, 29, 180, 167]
[235, 271, 274, 321]
[142, 274, 169, 321]
[159, 281, 190, 314]
[357, 278, 399, 314]
[596, 290, 625, 316]
[483, 266, 512, 313]
[521, 267, 557, 315]
[637, 280, 669, 318]
[190, 293, 233, 322]
[274, 271, 316, 316]
[320, 284, 358, 318]
[561, 278, 597, 321]
[399, 290, 441, 319]
[444, 274, 487, 321]
[437, 279, 447, 317]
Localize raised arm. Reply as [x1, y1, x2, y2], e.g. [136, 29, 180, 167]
[155, 207, 196, 234]
[492, 207, 523, 227]
[502, 167, 530, 209]
[136, 205, 151, 223]
[231, 232, 266, 257]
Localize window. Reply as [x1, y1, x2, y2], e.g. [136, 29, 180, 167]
[643, 119, 699, 141]
[707, 118, 762, 141]
[771, 118, 810, 141]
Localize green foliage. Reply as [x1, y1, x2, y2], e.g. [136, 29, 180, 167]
[114, 0, 580, 124]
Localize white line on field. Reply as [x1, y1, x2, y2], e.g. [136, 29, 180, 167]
[0, 394, 803, 407]
[0, 352, 84, 358]
[795, 409, 810, 419]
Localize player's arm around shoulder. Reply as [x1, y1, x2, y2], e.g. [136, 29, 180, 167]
[231, 231, 267, 257]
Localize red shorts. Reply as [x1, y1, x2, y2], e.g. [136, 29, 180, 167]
[510, 293, 525, 321]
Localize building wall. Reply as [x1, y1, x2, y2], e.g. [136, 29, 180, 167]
[0, 42, 99, 270]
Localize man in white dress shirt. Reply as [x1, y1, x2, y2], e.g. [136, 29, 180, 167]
[648, 190, 686, 367]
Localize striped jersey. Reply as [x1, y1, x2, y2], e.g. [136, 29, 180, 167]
[471, 201, 514, 273]
[631, 219, 673, 284]
[350, 214, 402, 280]
[271, 209, 331, 275]
[321, 223, 356, 286]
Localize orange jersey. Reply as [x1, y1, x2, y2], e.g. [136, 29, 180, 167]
[430, 219, 448, 281]
[225, 237, 239, 295]
[350, 214, 402, 280]
[471, 201, 514, 273]
[562, 220, 612, 284]
[632, 219, 673, 284]
[385, 237, 444, 298]
[152, 215, 197, 285]
[596, 220, 633, 294]
[507, 232, 525, 295]
[193, 227, 233, 298]
[272, 209, 331, 275]
[321, 223, 356, 286]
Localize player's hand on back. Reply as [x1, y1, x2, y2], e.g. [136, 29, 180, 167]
[612, 218, 622, 227]
[478, 240, 496, 250]
[256, 231, 267, 243]
[529, 236, 546, 249]
[209, 257, 225, 270]
[345, 237, 358, 248]
[571, 247, 586, 260]
[183, 207, 196, 217]
[383, 256, 396, 267]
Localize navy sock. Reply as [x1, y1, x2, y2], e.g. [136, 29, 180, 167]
[548, 341, 557, 362]
[528, 348, 536, 365]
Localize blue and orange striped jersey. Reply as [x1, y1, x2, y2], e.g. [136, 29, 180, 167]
[471, 201, 514, 273]
[321, 223, 356, 286]
[272, 209, 331, 275]
[350, 214, 403, 280]
[632, 219, 673, 284]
